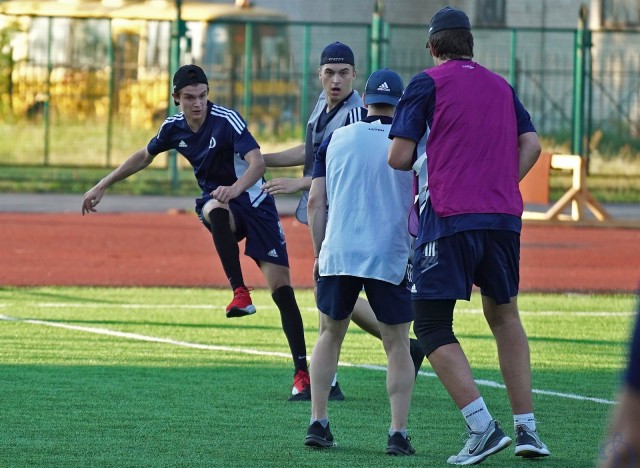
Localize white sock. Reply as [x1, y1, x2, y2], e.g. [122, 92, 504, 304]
[461, 397, 492, 433]
[514, 413, 536, 431]
[331, 373, 337, 387]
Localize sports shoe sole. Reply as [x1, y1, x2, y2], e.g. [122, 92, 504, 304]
[386, 445, 416, 456]
[288, 390, 311, 401]
[304, 435, 335, 448]
[515, 444, 550, 458]
[226, 305, 256, 318]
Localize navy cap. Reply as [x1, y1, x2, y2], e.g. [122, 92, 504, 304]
[428, 7, 471, 36]
[320, 42, 355, 66]
[363, 68, 404, 106]
[172, 64, 208, 94]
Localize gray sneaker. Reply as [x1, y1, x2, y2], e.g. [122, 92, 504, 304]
[515, 424, 550, 458]
[447, 420, 512, 465]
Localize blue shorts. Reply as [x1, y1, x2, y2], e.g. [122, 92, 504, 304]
[412, 230, 520, 305]
[316, 275, 413, 325]
[195, 195, 289, 268]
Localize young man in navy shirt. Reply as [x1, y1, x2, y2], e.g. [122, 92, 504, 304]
[82, 64, 309, 399]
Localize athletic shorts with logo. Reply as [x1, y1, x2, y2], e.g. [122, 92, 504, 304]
[195, 194, 289, 267]
[317, 275, 413, 325]
[411, 229, 519, 305]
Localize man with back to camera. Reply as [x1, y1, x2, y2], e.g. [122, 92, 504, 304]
[388, 7, 550, 465]
[82, 64, 311, 400]
[262, 41, 425, 401]
[304, 68, 416, 456]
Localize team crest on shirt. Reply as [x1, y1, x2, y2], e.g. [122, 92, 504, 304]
[209, 137, 216, 148]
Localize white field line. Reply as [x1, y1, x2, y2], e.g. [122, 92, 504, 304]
[0, 313, 618, 406]
[0, 302, 635, 317]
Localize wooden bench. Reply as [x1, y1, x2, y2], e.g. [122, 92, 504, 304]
[520, 152, 611, 222]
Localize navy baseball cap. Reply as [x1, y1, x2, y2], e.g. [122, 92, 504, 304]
[172, 64, 208, 94]
[363, 68, 403, 106]
[320, 42, 355, 66]
[428, 7, 471, 36]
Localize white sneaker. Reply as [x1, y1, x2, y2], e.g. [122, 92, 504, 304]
[447, 420, 512, 465]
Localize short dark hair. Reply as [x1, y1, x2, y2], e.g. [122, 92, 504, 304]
[428, 29, 474, 60]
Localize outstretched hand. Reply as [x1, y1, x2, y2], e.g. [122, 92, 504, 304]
[81, 186, 104, 215]
[262, 177, 302, 195]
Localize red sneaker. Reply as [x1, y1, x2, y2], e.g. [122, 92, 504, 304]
[225, 286, 256, 318]
[288, 369, 311, 401]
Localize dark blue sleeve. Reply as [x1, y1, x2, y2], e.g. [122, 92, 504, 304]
[231, 113, 260, 158]
[389, 72, 435, 142]
[312, 132, 332, 179]
[147, 120, 175, 155]
[513, 91, 536, 135]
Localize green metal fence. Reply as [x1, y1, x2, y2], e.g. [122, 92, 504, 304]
[0, 11, 639, 173]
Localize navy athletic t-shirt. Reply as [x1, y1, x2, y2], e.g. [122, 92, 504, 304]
[147, 101, 262, 200]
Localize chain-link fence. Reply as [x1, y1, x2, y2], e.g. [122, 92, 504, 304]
[0, 7, 638, 170]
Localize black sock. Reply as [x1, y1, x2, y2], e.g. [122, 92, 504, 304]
[209, 208, 244, 291]
[272, 285, 308, 373]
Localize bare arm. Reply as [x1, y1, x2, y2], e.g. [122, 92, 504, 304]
[518, 131, 542, 181]
[388, 137, 416, 171]
[261, 143, 310, 195]
[307, 176, 327, 282]
[81, 147, 156, 215]
[262, 144, 305, 167]
[211, 148, 265, 204]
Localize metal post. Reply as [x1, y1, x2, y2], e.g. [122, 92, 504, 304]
[370, 0, 383, 74]
[44, 16, 53, 166]
[572, 4, 587, 156]
[300, 24, 310, 135]
[508, 29, 517, 89]
[106, 19, 114, 167]
[168, 0, 183, 190]
[243, 22, 253, 120]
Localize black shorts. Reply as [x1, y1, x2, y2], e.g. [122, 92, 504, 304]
[316, 275, 413, 325]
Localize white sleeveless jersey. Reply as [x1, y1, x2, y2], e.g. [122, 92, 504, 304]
[319, 118, 413, 284]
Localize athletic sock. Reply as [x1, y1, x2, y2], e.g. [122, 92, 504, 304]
[209, 208, 244, 290]
[389, 428, 408, 438]
[514, 413, 536, 431]
[461, 397, 493, 433]
[272, 285, 308, 373]
[331, 373, 338, 387]
[310, 418, 329, 428]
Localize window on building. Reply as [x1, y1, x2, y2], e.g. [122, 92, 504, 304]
[602, 0, 640, 27]
[475, 0, 506, 27]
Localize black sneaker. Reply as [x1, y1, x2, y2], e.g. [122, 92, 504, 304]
[328, 382, 345, 401]
[386, 432, 416, 456]
[304, 421, 335, 448]
[409, 338, 425, 378]
[515, 424, 550, 458]
[446, 420, 512, 465]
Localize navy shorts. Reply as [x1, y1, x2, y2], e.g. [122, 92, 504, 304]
[316, 275, 414, 325]
[412, 230, 520, 305]
[195, 195, 289, 268]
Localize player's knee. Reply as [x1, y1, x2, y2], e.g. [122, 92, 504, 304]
[208, 206, 231, 232]
[202, 200, 224, 225]
[412, 299, 458, 357]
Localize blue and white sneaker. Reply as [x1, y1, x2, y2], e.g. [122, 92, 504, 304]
[515, 424, 550, 458]
[447, 420, 512, 465]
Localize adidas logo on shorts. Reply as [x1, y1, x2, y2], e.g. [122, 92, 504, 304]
[267, 249, 278, 258]
[179, 140, 188, 148]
